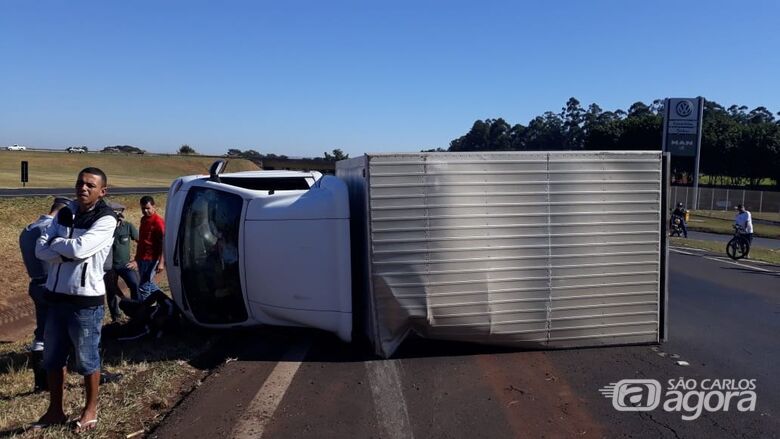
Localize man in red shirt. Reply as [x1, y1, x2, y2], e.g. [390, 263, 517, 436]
[127, 195, 165, 301]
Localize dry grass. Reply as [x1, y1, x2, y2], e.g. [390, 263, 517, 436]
[0, 333, 215, 438]
[0, 151, 258, 188]
[0, 194, 169, 310]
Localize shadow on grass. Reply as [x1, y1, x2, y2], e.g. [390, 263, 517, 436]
[100, 319, 229, 371]
[0, 425, 28, 438]
[0, 350, 31, 375]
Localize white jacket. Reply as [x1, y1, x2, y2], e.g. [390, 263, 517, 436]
[36, 200, 117, 300]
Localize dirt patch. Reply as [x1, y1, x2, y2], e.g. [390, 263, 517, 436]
[0, 296, 36, 344]
[476, 351, 605, 438]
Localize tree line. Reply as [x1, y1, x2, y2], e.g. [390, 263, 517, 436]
[441, 98, 780, 188]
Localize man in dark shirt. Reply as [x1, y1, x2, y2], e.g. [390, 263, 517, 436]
[104, 202, 139, 321]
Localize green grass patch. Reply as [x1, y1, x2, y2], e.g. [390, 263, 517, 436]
[670, 237, 780, 265]
[697, 175, 777, 187]
[686, 213, 780, 239]
[0, 151, 259, 188]
[692, 209, 780, 223]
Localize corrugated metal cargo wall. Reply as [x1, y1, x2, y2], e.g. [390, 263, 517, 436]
[340, 151, 665, 357]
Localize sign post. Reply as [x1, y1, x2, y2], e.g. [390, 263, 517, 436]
[662, 97, 704, 209]
[21, 161, 29, 188]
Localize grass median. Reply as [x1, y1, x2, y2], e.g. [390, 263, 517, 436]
[686, 212, 780, 239]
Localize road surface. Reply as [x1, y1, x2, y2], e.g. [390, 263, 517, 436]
[153, 251, 779, 438]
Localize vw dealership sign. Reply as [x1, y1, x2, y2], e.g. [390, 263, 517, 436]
[662, 97, 704, 157]
[663, 97, 705, 208]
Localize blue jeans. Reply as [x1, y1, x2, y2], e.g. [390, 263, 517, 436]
[43, 303, 103, 375]
[137, 259, 160, 302]
[105, 266, 140, 319]
[28, 281, 49, 342]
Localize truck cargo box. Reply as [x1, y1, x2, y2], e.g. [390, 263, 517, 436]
[337, 151, 668, 357]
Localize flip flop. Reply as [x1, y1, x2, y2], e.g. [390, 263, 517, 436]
[74, 418, 98, 433]
[31, 415, 69, 429]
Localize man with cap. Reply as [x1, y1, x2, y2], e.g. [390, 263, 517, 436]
[734, 204, 754, 257]
[19, 197, 70, 391]
[104, 201, 139, 321]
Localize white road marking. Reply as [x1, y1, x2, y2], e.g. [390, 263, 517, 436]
[670, 248, 779, 274]
[232, 340, 311, 439]
[702, 256, 775, 273]
[365, 360, 414, 439]
[669, 248, 700, 256]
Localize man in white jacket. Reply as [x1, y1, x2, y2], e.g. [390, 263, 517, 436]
[33, 167, 117, 433]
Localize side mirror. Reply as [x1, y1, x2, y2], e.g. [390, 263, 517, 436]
[209, 160, 226, 183]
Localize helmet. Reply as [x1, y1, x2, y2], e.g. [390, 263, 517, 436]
[677, 202, 683, 208]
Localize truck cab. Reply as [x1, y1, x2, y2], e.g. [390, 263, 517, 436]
[164, 169, 352, 341]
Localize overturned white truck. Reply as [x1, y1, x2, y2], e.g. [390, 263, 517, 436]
[164, 152, 669, 357]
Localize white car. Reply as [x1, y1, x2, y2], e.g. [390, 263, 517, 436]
[67, 146, 87, 153]
[7, 144, 26, 151]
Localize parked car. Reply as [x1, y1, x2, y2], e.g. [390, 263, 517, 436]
[7, 144, 26, 151]
[67, 146, 87, 153]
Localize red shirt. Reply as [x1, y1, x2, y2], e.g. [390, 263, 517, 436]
[136, 213, 165, 261]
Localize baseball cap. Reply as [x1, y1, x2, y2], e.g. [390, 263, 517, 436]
[107, 201, 126, 212]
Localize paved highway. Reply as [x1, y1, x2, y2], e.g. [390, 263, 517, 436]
[153, 251, 779, 438]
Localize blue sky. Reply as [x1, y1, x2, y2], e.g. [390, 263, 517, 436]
[1, 0, 778, 157]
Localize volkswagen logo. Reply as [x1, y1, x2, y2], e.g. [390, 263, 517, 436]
[675, 100, 694, 117]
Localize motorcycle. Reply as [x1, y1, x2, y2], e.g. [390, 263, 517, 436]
[669, 213, 686, 237]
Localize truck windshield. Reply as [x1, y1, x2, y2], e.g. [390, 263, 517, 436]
[178, 187, 247, 324]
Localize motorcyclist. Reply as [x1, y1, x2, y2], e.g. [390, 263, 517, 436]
[671, 202, 688, 238]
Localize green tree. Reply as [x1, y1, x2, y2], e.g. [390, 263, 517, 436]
[324, 149, 349, 161]
[178, 144, 197, 155]
[524, 112, 565, 150]
[561, 97, 585, 149]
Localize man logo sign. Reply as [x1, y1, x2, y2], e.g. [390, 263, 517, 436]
[599, 379, 662, 411]
[675, 100, 694, 117]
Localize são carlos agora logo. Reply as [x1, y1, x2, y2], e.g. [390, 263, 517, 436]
[675, 100, 694, 117]
[599, 378, 757, 421]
